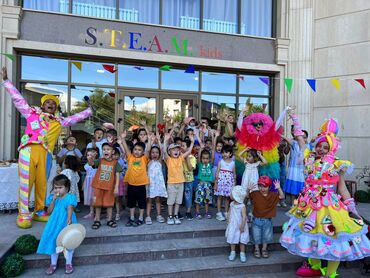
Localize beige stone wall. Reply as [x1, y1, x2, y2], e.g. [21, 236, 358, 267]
[313, 0, 370, 188]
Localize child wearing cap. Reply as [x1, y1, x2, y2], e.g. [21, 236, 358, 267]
[226, 185, 249, 263]
[163, 131, 194, 225]
[247, 176, 284, 259]
[1, 67, 92, 229]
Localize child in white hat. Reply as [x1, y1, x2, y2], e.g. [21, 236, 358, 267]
[225, 185, 249, 262]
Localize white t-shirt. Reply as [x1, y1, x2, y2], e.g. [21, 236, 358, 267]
[86, 138, 107, 158]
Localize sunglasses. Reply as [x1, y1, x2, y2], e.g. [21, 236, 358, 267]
[252, 122, 263, 127]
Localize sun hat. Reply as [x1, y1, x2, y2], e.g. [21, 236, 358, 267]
[258, 176, 272, 187]
[167, 143, 181, 152]
[231, 186, 246, 204]
[56, 224, 86, 254]
[41, 95, 60, 107]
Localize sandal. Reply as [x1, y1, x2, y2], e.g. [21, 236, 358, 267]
[107, 220, 117, 228]
[253, 248, 261, 258]
[45, 264, 57, 275]
[261, 249, 269, 258]
[91, 221, 101, 230]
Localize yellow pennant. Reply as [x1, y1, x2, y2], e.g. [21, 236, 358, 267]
[72, 61, 82, 71]
[330, 79, 340, 91]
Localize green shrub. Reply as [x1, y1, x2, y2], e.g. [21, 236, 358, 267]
[355, 190, 370, 203]
[0, 254, 25, 277]
[14, 234, 38, 255]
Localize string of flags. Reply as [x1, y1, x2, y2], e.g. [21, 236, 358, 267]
[1, 52, 368, 93]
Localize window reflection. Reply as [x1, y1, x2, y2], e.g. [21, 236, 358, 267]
[201, 94, 236, 128]
[72, 61, 115, 86]
[241, 0, 272, 37]
[238, 96, 269, 114]
[21, 56, 68, 82]
[239, 75, 270, 96]
[23, 0, 69, 13]
[162, 69, 199, 91]
[70, 86, 115, 138]
[124, 96, 156, 131]
[118, 65, 159, 89]
[119, 0, 159, 24]
[163, 0, 200, 29]
[203, 0, 238, 33]
[72, 0, 116, 19]
[202, 72, 236, 94]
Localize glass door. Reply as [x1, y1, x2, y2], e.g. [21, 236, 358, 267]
[159, 94, 198, 124]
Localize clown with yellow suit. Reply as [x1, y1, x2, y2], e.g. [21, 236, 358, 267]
[280, 113, 370, 278]
[2, 67, 93, 229]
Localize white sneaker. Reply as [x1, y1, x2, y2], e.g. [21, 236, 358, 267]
[216, 212, 226, 221]
[223, 212, 228, 220]
[156, 215, 165, 223]
[228, 251, 236, 261]
[167, 216, 175, 225]
[240, 252, 247, 263]
[174, 215, 181, 225]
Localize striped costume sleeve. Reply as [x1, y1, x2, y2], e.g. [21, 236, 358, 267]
[3, 80, 32, 118]
[61, 107, 92, 127]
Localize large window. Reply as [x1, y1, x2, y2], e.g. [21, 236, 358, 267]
[163, 0, 200, 29]
[162, 69, 199, 91]
[71, 61, 115, 86]
[23, 0, 273, 37]
[118, 65, 159, 88]
[202, 72, 236, 94]
[21, 56, 68, 82]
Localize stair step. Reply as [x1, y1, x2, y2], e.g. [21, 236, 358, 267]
[22, 252, 302, 278]
[24, 234, 285, 268]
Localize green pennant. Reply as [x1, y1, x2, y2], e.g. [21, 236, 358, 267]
[160, 65, 172, 71]
[2, 53, 15, 61]
[284, 78, 293, 93]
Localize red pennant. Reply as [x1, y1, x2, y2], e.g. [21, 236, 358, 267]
[355, 79, 366, 89]
[102, 64, 117, 73]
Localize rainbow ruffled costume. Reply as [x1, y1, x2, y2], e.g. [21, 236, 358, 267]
[235, 112, 283, 190]
[280, 119, 370, 264]
[3, 80, 92, 229]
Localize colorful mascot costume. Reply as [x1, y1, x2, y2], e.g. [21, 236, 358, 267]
[235, 110, 284, 190]
[280, 116, 370, 277]
[3, 79, 92, 229]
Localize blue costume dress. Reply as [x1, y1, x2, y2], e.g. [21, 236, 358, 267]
[283, 140, 307, 195]
[37, 193, 77, 255]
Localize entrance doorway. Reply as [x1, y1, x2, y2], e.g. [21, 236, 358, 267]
[118, 91, 198, 132]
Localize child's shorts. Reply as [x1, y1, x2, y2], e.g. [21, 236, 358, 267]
[167, 183, 184, 205]
[195, 181, 213, 205]
[93, 188, 115, 208]
[127, 184, 146, 209]
[252, 217, 273, 245]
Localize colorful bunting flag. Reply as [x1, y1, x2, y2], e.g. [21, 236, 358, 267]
[259, 77, 269, 86]
[134, 66, 144, 70]
[71, 61, 82, 71]
[1, 53, 15, 61]
[160, 65, 172, 71]
[284, 78, 293, 93]
[102, 64, 117, 73]
[355, 79, 366, 89]
[330, 79, 341, 91]
[237, 74, 245, 81]
[306, 79, 316, 93]
[185, 65, 195, 74]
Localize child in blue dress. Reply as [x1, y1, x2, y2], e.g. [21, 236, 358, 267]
[37, 174, 77, 275]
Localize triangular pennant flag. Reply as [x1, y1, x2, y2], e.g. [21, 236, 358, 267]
[71, 61, 82, 71]
[306, 79, 316, 93]
[259, 77, 269, 86]
[133, 66, 144, 70]
[284, 78, 293, 93]
[70, 85, 76, 89]
[102, 64, 117, 73]
[330, 79, 341, 91]
[355, 79, 366, 89]
[160, 65, 172, 71]
[185, 65, 195, 74]
[1, 53, 15, 61]
[237, 74, 244, 81]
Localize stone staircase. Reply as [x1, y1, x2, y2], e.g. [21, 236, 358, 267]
[18, 208, 363, 277]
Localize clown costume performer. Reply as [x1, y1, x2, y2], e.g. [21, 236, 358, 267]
[2, 67, 92, 228]
[235, 106, 289, 191]
[280, 115, 370, 278]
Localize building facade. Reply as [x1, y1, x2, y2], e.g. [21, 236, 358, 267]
[0, 0, 368, 188]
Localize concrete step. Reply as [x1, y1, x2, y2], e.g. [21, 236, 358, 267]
[22, 252, 303, 278]
[24, 234, 286, 268]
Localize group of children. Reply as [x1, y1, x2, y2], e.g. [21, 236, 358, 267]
[38, 113, 312, 275]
